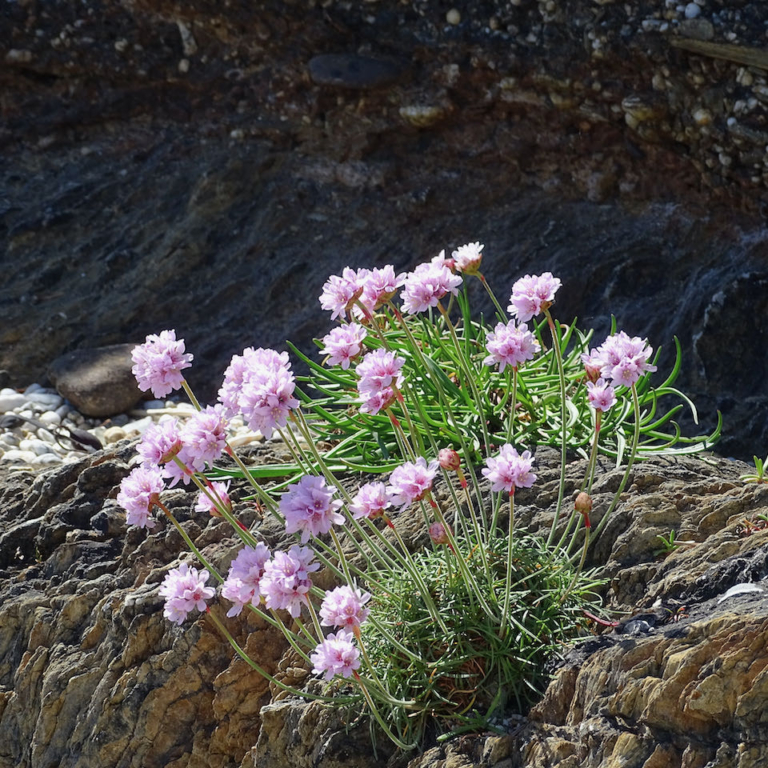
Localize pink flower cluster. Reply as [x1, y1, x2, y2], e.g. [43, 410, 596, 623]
[508, 273, 561, 323]
[400, 259, 463, 315]
[356, 349, 405, 415]
[321, 323, 367, 370]
[483, 321, 540, 372]
[319, 266, 405, 321]
[117, 465, 164, 528]
[221, 543, 271, 617]
[387, 457, 439, 510]
[131, 330, 193, 398]
[320, 585, 371, 630]
[179, 405, 228, 472]
[260, 545, 320, 617]
[281, 475, 345, 543]
[349, 481, 392, 520]
[310, 630, 361, 681]
[159, 562, 215, 625]
[584, 331, 657, 388]
[586, 379, 617, 412]
[482, 445, 537, 493]
[135, 417, 190, 486]
[451, 242, 484, 275]
[218, 347, 298, 439]
[580, 331, 657, 411]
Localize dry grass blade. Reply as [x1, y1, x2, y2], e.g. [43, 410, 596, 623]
[670, 38, 768, 71]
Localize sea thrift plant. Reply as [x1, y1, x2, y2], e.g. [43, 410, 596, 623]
[117, 241, 719, 751]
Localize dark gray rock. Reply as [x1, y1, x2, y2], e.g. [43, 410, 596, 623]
[308, 54, 407, 89]
[47, 344, 143, 418]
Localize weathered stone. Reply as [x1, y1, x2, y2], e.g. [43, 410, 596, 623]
[47, 345, 143, 418]
[308, 54, 406, 89]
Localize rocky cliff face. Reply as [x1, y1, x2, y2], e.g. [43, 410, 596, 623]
[1, 0, 767, 460]
[1, 444, 767, 768]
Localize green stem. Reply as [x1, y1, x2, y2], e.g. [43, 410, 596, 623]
[205, 608, 352, 703]
[499, 492, 515, 636]
[477, 272, 509, 322]
[544, 310, 569, 548]
[592, 383, 641, 542]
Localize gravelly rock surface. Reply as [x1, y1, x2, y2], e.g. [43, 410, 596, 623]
[1, 0, 767, 460]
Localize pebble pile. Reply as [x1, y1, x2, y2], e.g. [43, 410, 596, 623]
[0, 384, 264, 471]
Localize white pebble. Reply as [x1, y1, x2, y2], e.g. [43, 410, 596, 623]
[38, 411, 62, 427]
[143, 400, 166, 410]
[17, 409, 35, 420]
[26, 392, 63, 409]
[56, 404, 71, 419]
[23, 383, 44, 394]
[37, 426, 56, 441]
[1, 449, 37, 464]
[123, 416, 154, 435]
[0, 434, 20, 448]
[684, 3, 701, 18]
[0, 392, 27, 412]
[19, 438, 55, 456]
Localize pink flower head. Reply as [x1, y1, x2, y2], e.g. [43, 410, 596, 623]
[321, 323, 368, 370]
[428, 521, 451, 545]
[587, 378, 617, 412]
[260, 545, 320, 618]
[400, 261, 463, 315]
[221, 542, 271, 617]
[131, 330, 193, 398]
[137, 416, 183, 466]
[387, 457, 439, 510]
[179, 405, 228, 472]
[117, 465, 164, 528]
[356, 349, 405, 396]
[319, 268, 368, 321]
[281, 475, 345, 543]
[592, 332, 657, 388]
[483, 321, 540, 372]
[159, 562, 215, 625]
[349, 481, 392, 520]
[452, 242, 484, 275]
[362, 265, 406, 310]
[581, 349, 604, 383]
[310, 630, 361, 682]
[218, 347, 291, 420]
[430, 250, 453, 269]
[239, 364, 299, 439]
[359, 386, 397, 415]
[507, 273, 561, 323]
[320, 585, 371, 630]
[482, 445, 537, 494]
[195, 480, 232, 516]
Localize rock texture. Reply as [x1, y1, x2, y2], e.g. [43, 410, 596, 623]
[1, 443, 768, 768]
[1, 0, 767, 459]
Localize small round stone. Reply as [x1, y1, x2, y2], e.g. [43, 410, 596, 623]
[446, 8, 461, 25]
[1, 449, 36, 464]
[103, 426, 128, 444]
[684, 3, 701, 18]
[0, 391, 26, 412]
[38, 410, 62, 427]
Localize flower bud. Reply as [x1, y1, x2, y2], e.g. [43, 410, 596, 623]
[575, 492, 593, 516]
[428, 521, 450, 545]
[438, 448, 461, 472]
